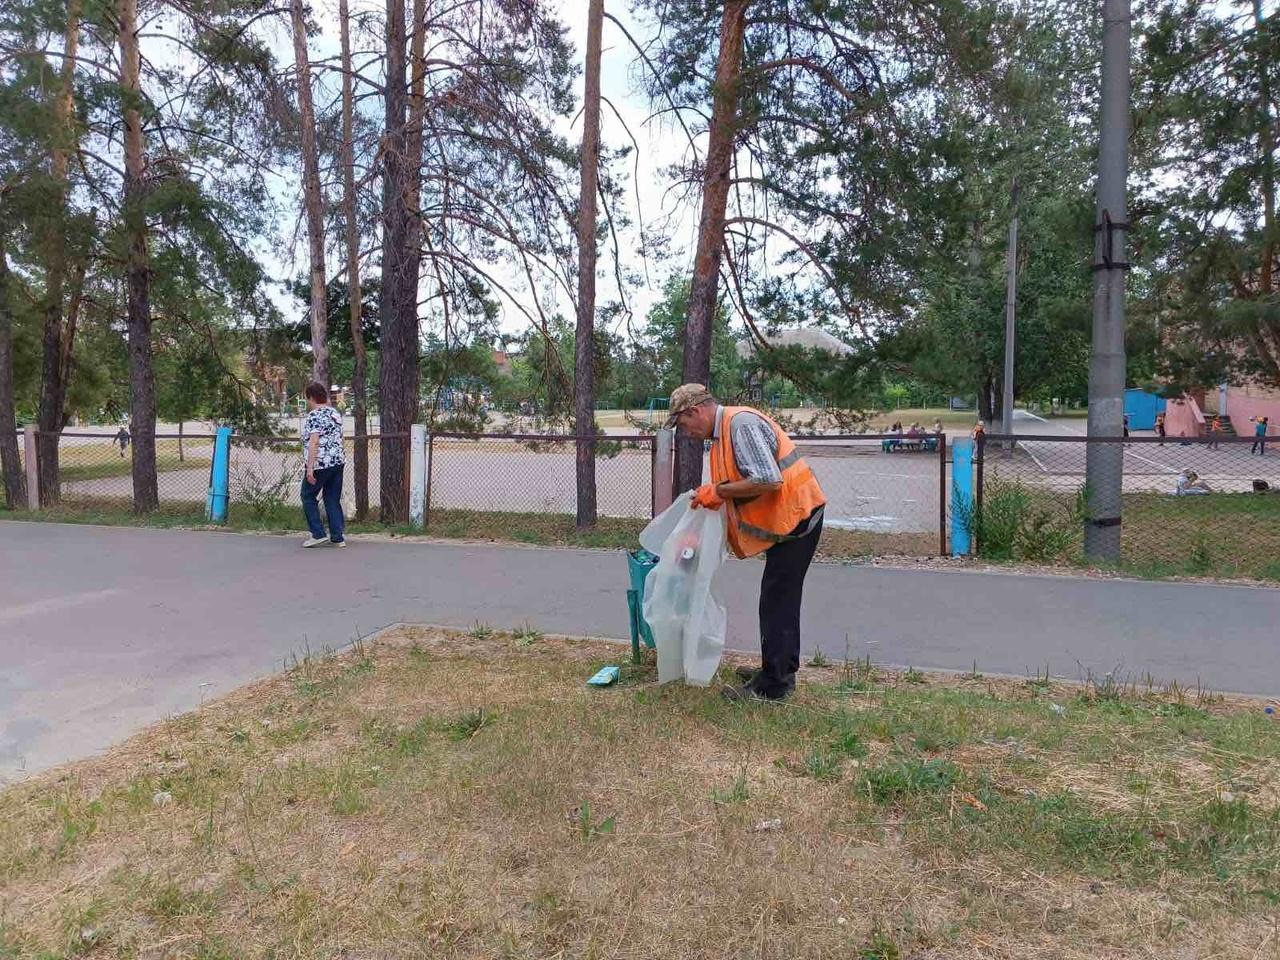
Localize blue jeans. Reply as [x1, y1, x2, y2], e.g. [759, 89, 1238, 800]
[301, 464, 345, 542]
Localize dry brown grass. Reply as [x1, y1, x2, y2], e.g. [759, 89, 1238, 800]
[2, 629, 1279, 959]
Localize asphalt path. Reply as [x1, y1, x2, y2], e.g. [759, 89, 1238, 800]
[3, 521, 1278, 782]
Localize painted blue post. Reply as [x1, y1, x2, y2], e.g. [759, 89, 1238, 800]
[951, 438, 973, 557]
[206, 426, 232, 523]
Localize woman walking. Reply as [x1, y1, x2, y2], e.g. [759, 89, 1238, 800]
[300, 381, 347, 548]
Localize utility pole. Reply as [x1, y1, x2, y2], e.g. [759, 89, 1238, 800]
[1000, 177, 1020, 441]
[1084, 0, 1130, 561]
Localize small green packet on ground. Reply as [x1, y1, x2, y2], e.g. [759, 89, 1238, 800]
[587, 666, 621, 687]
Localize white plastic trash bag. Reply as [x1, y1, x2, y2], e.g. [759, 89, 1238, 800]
[639, 496, 729, 686]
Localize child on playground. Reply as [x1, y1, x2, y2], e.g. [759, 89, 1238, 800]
[1251, 416, 1270, 455]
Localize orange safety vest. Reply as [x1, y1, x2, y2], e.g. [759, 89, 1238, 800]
[709, 406, 827, 559]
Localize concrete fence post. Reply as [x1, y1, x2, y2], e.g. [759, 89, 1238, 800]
[23, 425, 38, 511]
[408, 424, 427, 528]
[652, 428, 675, 517]
[206, 426, 233, 523]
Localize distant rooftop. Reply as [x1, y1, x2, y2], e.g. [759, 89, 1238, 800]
[736, 327, 855, 359]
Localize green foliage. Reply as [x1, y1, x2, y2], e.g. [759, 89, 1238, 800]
[1133, 1, 1280, 388]
[859, 928, 901, 960]
[445, 708, 492, 742]
[970, 479, 1082, 563]
[863, 759, 959, 803]
[711, 768, 750, 805]
[576, 800, 616, 842]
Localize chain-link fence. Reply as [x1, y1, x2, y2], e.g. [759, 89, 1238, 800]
[977, 433, 1280, 578]
[426, 433, 654, 543]
[793, 434, 948, 559]
[20, 431, 214, 517]
[229, 434, 396, 524]
[7, 427, 962, 560]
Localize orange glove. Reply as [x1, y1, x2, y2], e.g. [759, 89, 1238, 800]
[691, 483, 723, 510]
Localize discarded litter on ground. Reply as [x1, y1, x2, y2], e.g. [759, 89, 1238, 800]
[586, 665, 621, 687]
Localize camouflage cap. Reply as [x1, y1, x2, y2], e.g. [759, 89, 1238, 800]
[665, 383, 713, 427]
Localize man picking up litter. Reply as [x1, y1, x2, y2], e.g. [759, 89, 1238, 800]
[667, 384, 826, 702]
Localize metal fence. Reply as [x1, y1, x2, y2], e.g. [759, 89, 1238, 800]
[228, 434, 397, 523]
[427, 433, 655, 540]
[6, 427, 962, 561]
[32, 431, 215, 516]
[790, 433, 948, 559]
[977, 433, 1280, 578]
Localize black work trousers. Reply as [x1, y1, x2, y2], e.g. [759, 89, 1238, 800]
[754, 508, 824, 698]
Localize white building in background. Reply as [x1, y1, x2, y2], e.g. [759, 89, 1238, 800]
[736, 328, 855, 404]
[734, 327, 856, 361]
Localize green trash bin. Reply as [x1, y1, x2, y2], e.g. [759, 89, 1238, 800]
[626, 549, 658, 662]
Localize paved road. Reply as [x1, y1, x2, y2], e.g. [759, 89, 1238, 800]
[3, 522, 1278, 783]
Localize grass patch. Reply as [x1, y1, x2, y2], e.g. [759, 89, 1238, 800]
[973, 476, 1280, 582]
[863, 758, 959, 802]
[421, 509, 646, 549]
[3, 629, 1279, 957]
[62, 454, 209, 483]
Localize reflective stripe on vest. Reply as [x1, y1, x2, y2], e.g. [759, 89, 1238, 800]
[776, 447, 802, 471]
[738, 506, 823, 544]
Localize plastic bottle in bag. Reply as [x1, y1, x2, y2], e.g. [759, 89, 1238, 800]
[639, 496, 729, 686]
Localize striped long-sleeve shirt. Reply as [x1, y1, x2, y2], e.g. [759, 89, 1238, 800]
[713, 406, 782, 484]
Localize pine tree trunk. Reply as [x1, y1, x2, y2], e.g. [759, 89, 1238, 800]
[291, 0, 329, 388]
[59, 260, 85, 427]
[1256, 0, 1275, 298]
[378, 0, 416, 522]
[574, 0, 604, 529]
[339, 0, 369, 520]
[1255, 0, 1280, 382]
[119, 0, 158, 513]
[35, 0, 81, 506]
[978, 376, 995, 425]
[676, 0, 749, 494]
[0, 232, 25, 509]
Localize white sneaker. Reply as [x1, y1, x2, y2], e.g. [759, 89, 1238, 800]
[331, 540, 347, 548]
[302, 537, 328, 548]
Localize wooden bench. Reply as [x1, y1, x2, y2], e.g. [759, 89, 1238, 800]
[881, 437, 938, 453]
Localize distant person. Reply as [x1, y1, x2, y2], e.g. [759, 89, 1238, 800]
[1123, 414, 1130, 439]
[932, 418, 943, 436]
[1155, 412, 1166, 445]
[890, 421, 903, 450]
[115, 426, 130, 458]
[300, 381, 346, 548]
[1174, 469, 1211, 496]
[971, 420, 986, 445]
[1209, 416, 1222, 450]
[1251, 416, 1270, 455]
